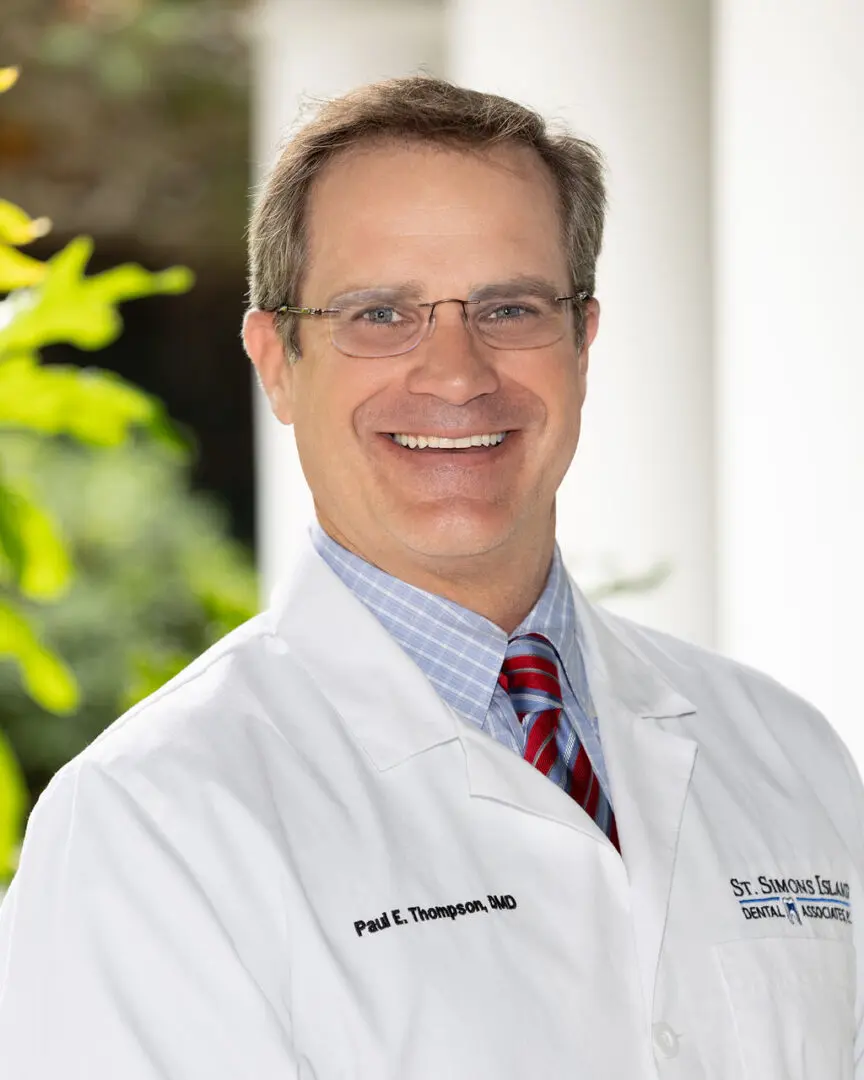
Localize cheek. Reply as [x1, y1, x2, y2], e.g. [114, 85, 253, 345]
[559, 343, 588, 404]
[529, 358, 586, 480]
[526, 349, 585, 434]
[293, 357, 384, 449]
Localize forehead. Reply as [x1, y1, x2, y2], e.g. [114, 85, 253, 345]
[302, 139, 569, 295]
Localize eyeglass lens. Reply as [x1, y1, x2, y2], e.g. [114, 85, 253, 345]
[329, 296, 573, 358]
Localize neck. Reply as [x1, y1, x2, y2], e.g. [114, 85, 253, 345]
[317, 513, 556, 634]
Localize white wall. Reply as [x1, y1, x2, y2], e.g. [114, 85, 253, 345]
[713, 0, 864, 750]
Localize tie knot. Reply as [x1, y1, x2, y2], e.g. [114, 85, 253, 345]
[497, 632, 563, 710]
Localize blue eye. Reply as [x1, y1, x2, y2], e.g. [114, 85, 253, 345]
[484, 303, 538, 322]
[359, 306, 402, 325]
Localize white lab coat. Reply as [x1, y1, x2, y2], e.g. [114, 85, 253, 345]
[0, 538, 862, 1079]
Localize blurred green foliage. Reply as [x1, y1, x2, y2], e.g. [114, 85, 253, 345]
[0, 433, 258, 802]
[0, 66, 256, 887]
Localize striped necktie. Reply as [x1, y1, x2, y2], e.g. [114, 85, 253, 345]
[498, 632, 620, 852]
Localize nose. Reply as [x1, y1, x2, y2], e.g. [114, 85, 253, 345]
[404, 300, 500, 405]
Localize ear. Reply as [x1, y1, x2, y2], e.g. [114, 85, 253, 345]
[243, 309, 295, 425]
[578, 297, 601, 375]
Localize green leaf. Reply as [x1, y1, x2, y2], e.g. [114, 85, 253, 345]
[0, 476, 72, 599]
[0, 353, 184, 449]
[0, 244, 47, 291]
[0, 236, 195, 355]
[0, 727, 27, 884]
[0, 736, 26, 884]
[0, 200, 52, 247]
[0, 68, 19, 94]
[0, 479, 25, 583]
[0, 598, 79, 714]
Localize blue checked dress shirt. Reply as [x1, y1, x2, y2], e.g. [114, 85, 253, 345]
[310, 523, 614, 820]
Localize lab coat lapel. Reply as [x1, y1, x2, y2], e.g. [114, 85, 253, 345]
[459, 720, 610, 843]
[571, 578, 699, 1011]
[594, 680, 698, 1011]
[269, 545, 462, 769]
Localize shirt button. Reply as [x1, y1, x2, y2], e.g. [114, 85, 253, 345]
[652, 1022, 680, 1059]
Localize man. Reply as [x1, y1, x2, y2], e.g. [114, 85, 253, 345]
[1, 75, 862, 1079]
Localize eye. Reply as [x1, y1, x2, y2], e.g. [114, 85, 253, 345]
[482, 302, 538, 322]
[356, 305, 404, 325]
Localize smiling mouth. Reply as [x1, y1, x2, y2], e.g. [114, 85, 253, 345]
[385, 432, 509, 450]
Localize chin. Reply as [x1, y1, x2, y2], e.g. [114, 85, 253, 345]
[390, 502, 518, 561]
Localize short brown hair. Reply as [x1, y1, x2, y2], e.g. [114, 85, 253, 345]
[247, 75, 607, 360]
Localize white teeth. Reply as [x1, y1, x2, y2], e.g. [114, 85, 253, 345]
[391, 432, 507, 449]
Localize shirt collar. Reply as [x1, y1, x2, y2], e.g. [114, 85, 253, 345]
[309, 522, 581, 726]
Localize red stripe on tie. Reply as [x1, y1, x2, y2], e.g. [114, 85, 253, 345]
[502, 654, 559, 678]
[505, 670, 560, 694]
[534, 733, 558, 775]
[524, 710, 559, 772]
[568, 745, 592, 805]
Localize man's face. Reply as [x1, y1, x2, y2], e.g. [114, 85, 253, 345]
[246, 140, 599, 571]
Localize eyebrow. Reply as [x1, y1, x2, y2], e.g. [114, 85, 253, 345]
[326, 275, 564, 307]
[468, 276, 562, 303]
[326, 281, 425, 307]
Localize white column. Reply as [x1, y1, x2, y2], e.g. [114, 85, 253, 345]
[714, 1, 864, 754]
[249, 0, 446, 598]
[447, 1, 715, 647]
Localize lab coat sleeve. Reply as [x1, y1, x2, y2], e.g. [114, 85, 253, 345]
[0, 759, 299, 1080]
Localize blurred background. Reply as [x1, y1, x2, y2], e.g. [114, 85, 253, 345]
[1, 0, 862, 884]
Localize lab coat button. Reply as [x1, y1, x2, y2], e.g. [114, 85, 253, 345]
[652, 1022, 679, 1059]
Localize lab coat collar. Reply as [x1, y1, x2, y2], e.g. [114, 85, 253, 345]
[270, 543, 463, 770]
[566, 570, 697, 722]
[269, 539, 697, 774]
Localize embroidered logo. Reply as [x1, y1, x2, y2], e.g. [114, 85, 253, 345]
[729, 874, 852, 925]
[782, 895, 802, 925]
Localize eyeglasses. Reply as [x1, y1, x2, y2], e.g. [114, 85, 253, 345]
[270, 291, 592, 359]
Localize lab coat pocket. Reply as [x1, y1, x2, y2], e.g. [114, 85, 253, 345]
[715, 937, 855, 1080]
